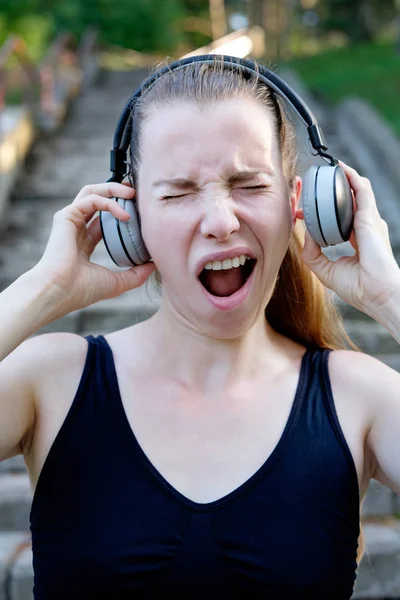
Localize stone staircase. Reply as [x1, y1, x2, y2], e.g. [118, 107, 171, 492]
[0, 64, 399, 598]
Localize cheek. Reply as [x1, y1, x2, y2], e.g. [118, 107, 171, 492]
[248, 191, 293, 238]
[140, 205, 192, 273]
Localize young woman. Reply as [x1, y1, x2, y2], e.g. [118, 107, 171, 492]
[0, 57, 399, 599]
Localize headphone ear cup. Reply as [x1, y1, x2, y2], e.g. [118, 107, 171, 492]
[99, 198, 151, 267]
[301, 165, 354, 247]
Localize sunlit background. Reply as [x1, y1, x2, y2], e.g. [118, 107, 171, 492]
[0, 0, 399, 132]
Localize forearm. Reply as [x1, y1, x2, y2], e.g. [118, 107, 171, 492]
[368, 277, 400, 344]
[0, 268, 68, 362]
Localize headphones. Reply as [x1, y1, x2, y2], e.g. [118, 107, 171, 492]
[99, 54, 354, 268]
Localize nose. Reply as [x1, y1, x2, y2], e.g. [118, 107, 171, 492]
[200, 194, 240, 241]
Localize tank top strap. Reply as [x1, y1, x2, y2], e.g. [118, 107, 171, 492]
[81, 333, 121, 409]
[297, 346, 358, 478]
[50, 333, 126, 436]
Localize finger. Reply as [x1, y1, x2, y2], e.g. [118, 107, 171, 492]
[85, 214, 103, 249]
[70, 195, 133, 225]
[301, 229, 334, 288]
[338, 161, 379, 215]
[74, 182, 136, 202]
[112, 261, 157, 294]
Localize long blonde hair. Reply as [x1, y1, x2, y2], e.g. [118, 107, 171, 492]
[128, 56, 364, 564]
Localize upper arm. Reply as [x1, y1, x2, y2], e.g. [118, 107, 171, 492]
[329, 349, 400, 494]
[0, 336, 40, 460]
[0, 332, 87, 462]
[365, 358, 400, 494]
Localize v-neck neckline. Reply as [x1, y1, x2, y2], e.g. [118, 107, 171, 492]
[98, 334, 311, 512]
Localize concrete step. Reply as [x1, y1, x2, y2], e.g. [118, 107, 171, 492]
[342, 320, 399, 356]
[0, 531, 32, 600]
[0, 457, 26, 474]
[8, 542, 33, 600]
[352, 520, 400, 598]
[0, 474, 31, 532]
[371, 353, 400, 373]
[362, 480, 398, 519]
[16, 68, 150, 201]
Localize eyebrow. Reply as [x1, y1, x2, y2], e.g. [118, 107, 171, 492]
[152, 169, 275, 189]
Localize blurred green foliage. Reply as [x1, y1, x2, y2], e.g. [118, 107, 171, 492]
[283, 40, 400, 135]
[320, 0, 397, 44]
[0, 0, 213, 58]
[3, 0, 397, 61]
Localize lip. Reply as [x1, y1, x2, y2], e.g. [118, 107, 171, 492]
[195, 246, 256, 277]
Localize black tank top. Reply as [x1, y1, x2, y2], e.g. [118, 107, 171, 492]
[30, 335, 360, 599]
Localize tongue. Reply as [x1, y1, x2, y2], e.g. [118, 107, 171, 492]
[202, 267, 245, 297]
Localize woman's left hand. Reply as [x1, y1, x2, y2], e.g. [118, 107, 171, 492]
[298, 160, 400, 321]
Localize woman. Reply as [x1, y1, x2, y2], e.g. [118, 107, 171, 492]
[0, 57, 399, 599]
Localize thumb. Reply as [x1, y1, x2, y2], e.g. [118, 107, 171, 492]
[114, 261, 157, 294]
[301, 229, 333, 288]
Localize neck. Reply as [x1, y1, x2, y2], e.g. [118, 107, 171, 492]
[139, 302, 290, 394]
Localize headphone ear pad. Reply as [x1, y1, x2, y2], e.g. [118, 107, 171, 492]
[301, 165, 327, 247]
[117, 198, 151, 265]
[99, 198, 151, 267]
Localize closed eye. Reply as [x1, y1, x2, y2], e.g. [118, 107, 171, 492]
[162, 186, 268, 200]
[161, 194, 188, 201]
[238, 185, 270, 190]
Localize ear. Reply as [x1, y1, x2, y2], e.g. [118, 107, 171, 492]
[290, 176, 302, 224]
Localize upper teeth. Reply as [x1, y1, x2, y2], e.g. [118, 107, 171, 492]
[204, 254, 252, 271]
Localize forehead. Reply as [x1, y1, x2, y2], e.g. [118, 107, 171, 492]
[139, 98, 278, 176]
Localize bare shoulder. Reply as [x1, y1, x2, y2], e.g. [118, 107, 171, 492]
[327, 349, 400, 422]
[1, 331, 88, 395]
[18, 332, 89, 393]
[19, 332, 90, 472]
[0, 332, 89, 465]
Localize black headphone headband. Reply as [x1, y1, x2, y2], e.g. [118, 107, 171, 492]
[109, 53, 335, 181]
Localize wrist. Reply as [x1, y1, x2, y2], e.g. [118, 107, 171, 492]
[0, 268, 72, 361]
[23, 267, 73, 323]
[10, 267, 71, 334]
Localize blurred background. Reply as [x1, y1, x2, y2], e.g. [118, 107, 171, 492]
[0, 0, 399, 128]
[0, 1, 400, 599]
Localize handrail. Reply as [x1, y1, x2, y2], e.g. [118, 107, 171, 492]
[0, 37, 41, 114]
[38, 31, 80, 128]
[77, 26, 100, 89]
[0, 27, 98, 131]
[40, 31, 77, 71]
[181, 26, 266, 61]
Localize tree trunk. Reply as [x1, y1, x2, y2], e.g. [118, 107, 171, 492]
[209, 0, 227, 41]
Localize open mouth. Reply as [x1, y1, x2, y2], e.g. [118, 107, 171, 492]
[198, 259, 256, 297]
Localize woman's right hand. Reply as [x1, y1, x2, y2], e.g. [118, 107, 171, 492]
[33, 182, 156, 314]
